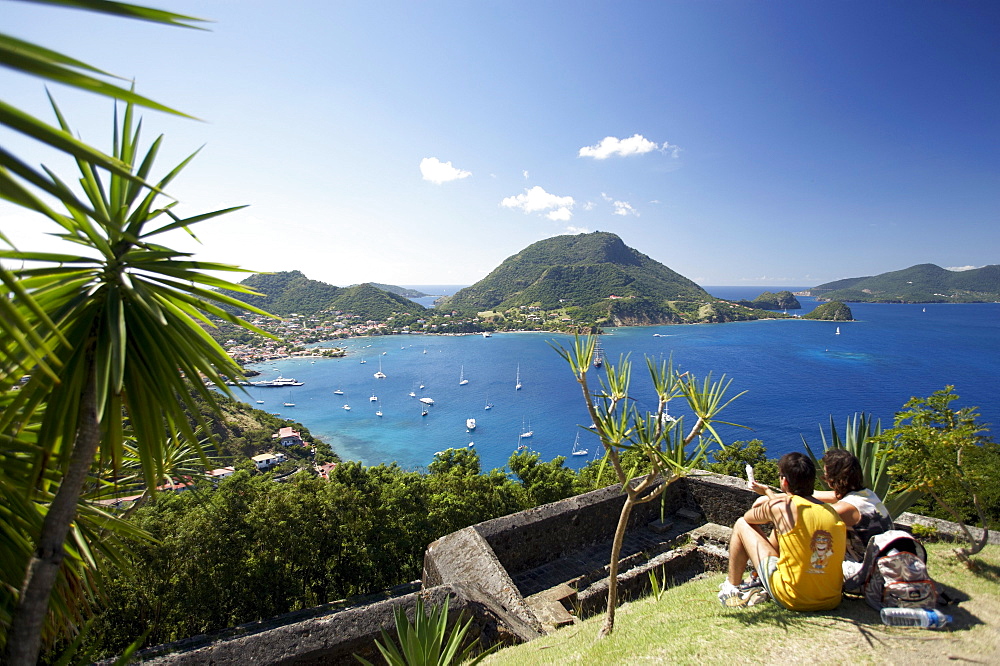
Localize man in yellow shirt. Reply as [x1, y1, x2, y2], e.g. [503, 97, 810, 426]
[719, 452, 847, 610]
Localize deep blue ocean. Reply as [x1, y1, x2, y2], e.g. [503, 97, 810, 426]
[240, 286, 999, 473]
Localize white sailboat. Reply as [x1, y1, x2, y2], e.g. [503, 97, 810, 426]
[459, 365, 469, 386]
[283, 393, 296, 407]
[374, 358, 386, 379]
[515, 364, 522, 391]
[571, 432, 588, 456]
[835, 326, 841, 335]
[519, 418, 533, 438]
[375, 399, 383, 417]
[484, 394, 493, 410]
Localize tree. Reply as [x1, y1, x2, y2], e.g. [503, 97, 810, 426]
[508, 450, 578, 505]
[879, 387, 994, 564]
[0, 96, 271, 663]
[551, 335, 745, 638]
[705, 439, 779, 488]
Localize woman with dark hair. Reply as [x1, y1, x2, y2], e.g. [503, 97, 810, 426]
[816, 449, 893, 565]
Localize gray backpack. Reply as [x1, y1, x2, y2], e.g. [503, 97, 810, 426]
[844, 530, 938, 611]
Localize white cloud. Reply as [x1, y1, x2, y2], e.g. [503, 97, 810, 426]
[523, 170, 530, 179]
[946, 265, 980, 271]
[566, 226, 590, 234]
[579, 134, 661, 159]
[612, 200, 638, 217]
[500, 185, 575, 219]
[582, 201, 596, 211]
[420, 157, 471, 184]
[547, 207, 573, 222]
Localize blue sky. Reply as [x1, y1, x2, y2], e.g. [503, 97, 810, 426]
[2, 1, 998, 288]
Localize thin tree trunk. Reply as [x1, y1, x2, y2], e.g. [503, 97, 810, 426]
[5, 364, 100, 666]
[598, 492, 635, 639]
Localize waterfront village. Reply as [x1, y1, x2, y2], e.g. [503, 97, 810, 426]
[215, 304, 591, 367]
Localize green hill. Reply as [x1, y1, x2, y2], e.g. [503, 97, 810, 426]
[803, 301, 853, 321]
[439, 232, 728, 324]
[234, 271, 345, 316]
[328, 283, 427, 320]
[810, 264, 1000, 303]
[366, 283, 428, 298]
[732, 290, 801, 310]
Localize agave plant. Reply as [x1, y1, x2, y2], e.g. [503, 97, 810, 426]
[0, 94, 273, 663]
[801, 412, 921, 517]
[356, 596, 494, 666]
[551, 335, 746, 638]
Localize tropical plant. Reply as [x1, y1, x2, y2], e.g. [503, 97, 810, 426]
[356, 595, 494, 666]
[879, 387, 994, 563]
[551, 335, 745, 638]
[801, 412, 921, 517]
[0, 92, 272, 663]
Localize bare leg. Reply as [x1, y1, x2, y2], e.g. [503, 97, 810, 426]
[727, 517, 779, 585]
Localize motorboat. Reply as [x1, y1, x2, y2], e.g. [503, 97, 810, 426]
[343, 404, 351, 411]
[466, 418, 477, 431]
[254, 376, 303, 387]
[419, 397, 435, 405]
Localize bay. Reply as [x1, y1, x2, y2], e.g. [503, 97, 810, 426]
[241, 287, 1000, 473]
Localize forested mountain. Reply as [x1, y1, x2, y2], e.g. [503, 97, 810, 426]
[437, 232, 754, 324]
[233, 271, 345, 316]
[810, 264, 1000, 303]
[223, 272, 425, 321]
[328, 283, 427, 320]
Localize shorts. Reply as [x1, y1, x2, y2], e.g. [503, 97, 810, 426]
[754, 555, 790, 610]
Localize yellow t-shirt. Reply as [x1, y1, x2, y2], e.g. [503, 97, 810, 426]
[770, 495, 847, 611]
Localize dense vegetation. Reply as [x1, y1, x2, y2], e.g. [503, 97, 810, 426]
[232, 270, 346, 316]
[327, 283, 428, 321]
[733, 290, 801, 310]
[368, 283, 429, 298]
[803, 301, 854, 321]
[810, 263, 1000, 303]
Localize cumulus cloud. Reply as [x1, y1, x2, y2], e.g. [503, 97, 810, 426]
[420, 157, 471, 184]
[578, 134, 664, 159]
[500, 185, 575, 219]
[566, 226, 590, 234]
[946, 265, 980, 271]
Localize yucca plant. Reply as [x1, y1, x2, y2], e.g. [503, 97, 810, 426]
[551, 335, 746, 638]
[801, 412, 921, 517]
[0, 95, 274, 663]
[356, 596, 494, 666]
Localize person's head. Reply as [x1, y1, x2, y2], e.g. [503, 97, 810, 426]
[778, 452, 816, 497]
[822, 448, 864, 499]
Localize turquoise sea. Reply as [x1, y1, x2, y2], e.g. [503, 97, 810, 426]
[240, 286, 1000, 473]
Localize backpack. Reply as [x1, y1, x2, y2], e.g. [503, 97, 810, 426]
[844, 530, 939, 611]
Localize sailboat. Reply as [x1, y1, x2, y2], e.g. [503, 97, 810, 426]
[515, 364, 522, 391]
[519, 418, 533, 438]
[571, 432, 588, 456]
[375, 399, 383, 417]
[593, 340, 603, 368]
[374, 358, 386, 379]
[459, 365, 469, 386]
[835, 326, 841, 335]
[484, 394, 493, 410]
[283, 393, 296, 407]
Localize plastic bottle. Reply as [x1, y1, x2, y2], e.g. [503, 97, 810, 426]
[880, 607, 951, 629]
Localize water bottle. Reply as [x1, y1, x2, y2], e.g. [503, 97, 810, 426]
[880, 607, 951, 629]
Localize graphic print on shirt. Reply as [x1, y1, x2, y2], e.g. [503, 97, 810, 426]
[809, 529, 834, 573]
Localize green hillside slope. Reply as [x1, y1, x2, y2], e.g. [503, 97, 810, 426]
[811, 264, 1000, 303]
[441, 232, 711, 315]
[328, 283, 427, 320]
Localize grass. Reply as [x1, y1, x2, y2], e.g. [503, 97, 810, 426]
[482, 543, 1000, 665]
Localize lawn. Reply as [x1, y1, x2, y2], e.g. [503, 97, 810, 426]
[482, 543, 999, 665]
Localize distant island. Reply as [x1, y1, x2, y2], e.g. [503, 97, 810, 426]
[808, 263, 1000, 303]
[803, 301, 853, 321]
[732, 290, 801, 311]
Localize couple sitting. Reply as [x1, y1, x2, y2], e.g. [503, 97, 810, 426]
[719, 449, 892, 609]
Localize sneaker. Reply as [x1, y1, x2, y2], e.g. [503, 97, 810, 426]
[718, 580, 746, 607]
[738, 572, 762, 591]
[745, 587, 770, 607]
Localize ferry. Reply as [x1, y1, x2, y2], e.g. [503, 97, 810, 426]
[254, 376, 303, 387]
